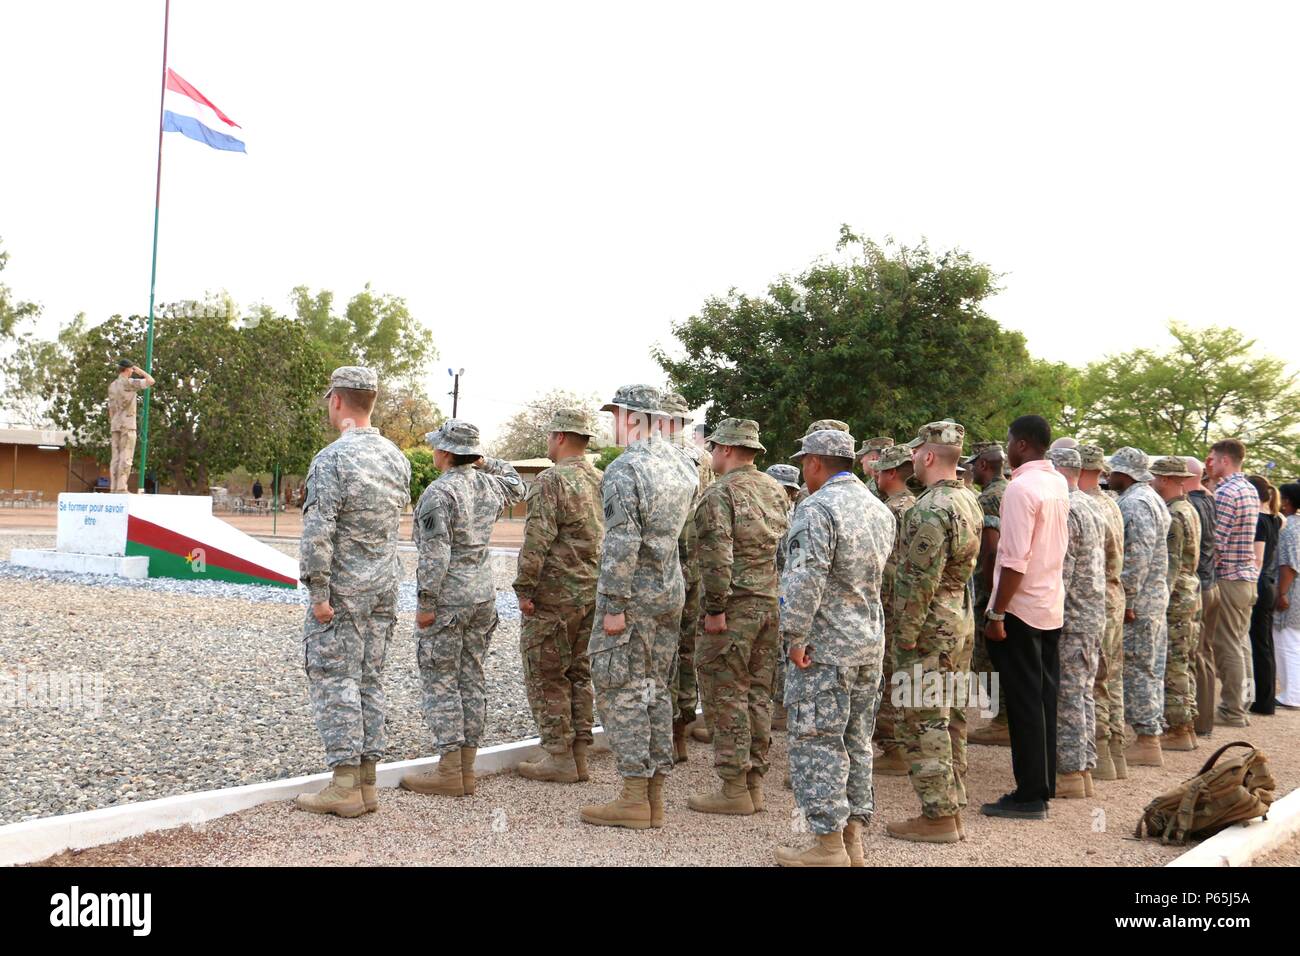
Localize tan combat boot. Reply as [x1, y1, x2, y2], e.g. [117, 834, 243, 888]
[691, 722, 713, 744]
[461, 746, 478, 794]
[688, 776, 755, 815]
[1093, 735, 1118, 780]
[294, 765, 366, 818]
[1110, 735, 1128, 779]
[775, 832, 851, 867]
[1083, 770, 1095, 797]
[518, 748, 580, 783]
[648, 772, 666, 828]
[360, 759, 378, 813]
[746, 770, 765, 812]
[885, 813, 960, 844]
[1055, 771, 1086, 799]
[672, 719, 689, 764]
[969, 719, 1011, 746]
[875, 747, 910, 776]
[573, 740, 590, 782]
[955, 811, 967, 841]
[771, 703, 788, 732]
[1126, 734, 1164, 767]
[842, 820, 866, 867]
[1160, 723, 1197, 752]
[399, 749, 464, 797]
[580, 776, 652, 829]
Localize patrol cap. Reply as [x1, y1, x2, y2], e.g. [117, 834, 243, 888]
[805, 419, 850, 435]
[601, 384, 661, 415]
[706, 418, 765, 453]
[116, 358, 135, 369]
[765, 463, 801, 489]
[875, 444, 913, 473]
[1077, 444, 1109, 473]
[965, 440, 1004, 465]
[1150, 455, 1193, 478]
[1047, 447, 1082, 470]
[855, 436, 894, 457]
[656, 391, 694, 422]
[324, 365, 378, 399]
[906, 420, 966, 450]
[1109, 446, 1153, 482]
[792, 429, 856, 461]
[425, 418, 483, 457]
[546, 408, 598, 438]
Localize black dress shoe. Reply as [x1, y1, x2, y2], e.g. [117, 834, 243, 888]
[980, 792, 1048, 820]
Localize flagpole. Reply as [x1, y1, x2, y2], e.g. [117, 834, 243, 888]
[137, 0, 170, 493]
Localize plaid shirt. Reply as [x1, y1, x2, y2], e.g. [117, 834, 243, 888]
[1213, 472, 1259, 583]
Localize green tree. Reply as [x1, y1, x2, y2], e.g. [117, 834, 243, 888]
[653, 227, 1019, 463]
[1075, 322, 1300, 472]
[373, 377, 445, 449]
[1, 313, 86, 426]
[0, 238, 40, 339]
[49, 300, 329, 493]
[489, 388, 603, 461]
[291, 283, 436, 382]
[404, 446, 440, 505]
[594, 445, 623, 471]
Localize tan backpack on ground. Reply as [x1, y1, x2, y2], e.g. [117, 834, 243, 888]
[1134, 740, 1276, 845]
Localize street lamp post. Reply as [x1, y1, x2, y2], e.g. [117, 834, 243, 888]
[448, 367, 464, 417]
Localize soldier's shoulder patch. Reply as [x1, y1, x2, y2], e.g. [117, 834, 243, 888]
[603, 485, 629, 531]
[907, 522, 945, 567]
[786, 525, 810, 571]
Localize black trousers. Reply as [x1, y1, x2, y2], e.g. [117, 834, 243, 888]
[1249, 580, 1276, 715]
[987, 612, 1060, 802]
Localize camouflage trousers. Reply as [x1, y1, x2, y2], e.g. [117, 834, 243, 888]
[303, 587, 398, 768]
[1164, 597, 1201, 729]
[417, 600, 499, 756]
[786, 655, 882, 835]
[896, 628, 974, 818]
[109, 428, 136, 493]
[521, 601, 595, 754]
[874, 618, 900, 751]
[1093, 606, 1125, 740]
[672, 576, 702, 723]
[695, 596, 780, 780]
[1123, 611, 1168, 737]
[1056, 624, 1102, 774]
[590, 598, 681, 779]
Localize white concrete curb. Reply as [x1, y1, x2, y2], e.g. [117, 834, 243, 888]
[0, 729, 607, 867]
[11, 548, 148, 579]
[1166, 786, 1300, 867]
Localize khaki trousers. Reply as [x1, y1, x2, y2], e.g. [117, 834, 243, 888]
[1212, 580, 1257, 723]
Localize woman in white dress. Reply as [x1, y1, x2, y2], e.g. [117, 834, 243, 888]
[1272, 482, 1300, 708]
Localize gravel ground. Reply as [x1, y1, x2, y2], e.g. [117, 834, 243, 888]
[0, 534, 531, 826]
[37, 708, 1300, 867]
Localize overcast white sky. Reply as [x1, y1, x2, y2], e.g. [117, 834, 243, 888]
[2, 1, 1297, 441]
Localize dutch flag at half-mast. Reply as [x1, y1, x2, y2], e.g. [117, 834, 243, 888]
[162, 69, 245, 153]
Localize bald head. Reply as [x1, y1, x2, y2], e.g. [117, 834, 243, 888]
[1183, 456, 1203, 494]
[1050, 437, 1078, 451]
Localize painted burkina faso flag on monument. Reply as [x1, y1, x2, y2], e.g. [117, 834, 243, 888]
[126, 512, 296, 588]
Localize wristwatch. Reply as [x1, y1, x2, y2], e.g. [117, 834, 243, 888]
[985, 607, 1006, 622]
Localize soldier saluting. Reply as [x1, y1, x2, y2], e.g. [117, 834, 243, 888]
[106, 358, 155, 493]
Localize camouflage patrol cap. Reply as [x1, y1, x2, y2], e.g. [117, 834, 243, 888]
[765, 463, 801, 489]
[875, 444, 913, 472]
[1109, 446, 1153, 482]
[546, 407, 598, 438]
[855, 436, 894, 457]
[804, 419, 850, 435]
[906, 420, 965, 450]
[1047, 447, 1082, 470]
[1150, 455, 1193, 478]
[1078, 444, 1109, 472]
[425, 418, 483, 457]
[324, 365, 378, 399]
[656, 391, 694, 422]
[792, 429, 856, 461]
[706, 418, 766, 452]
[601, 384, 661, 415]
[967, 440, 1004, 462]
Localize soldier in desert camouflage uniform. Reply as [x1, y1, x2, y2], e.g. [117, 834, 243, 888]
[1046, 448, 1107, 798]
[886, 422, 982, 844]
[106, 358, 155, 493]
[688, 419, 790, 816]
[580, 385, 697, 830]
[968, 441, 1012, 746]
[1109, 447, 1172, 768]
[295, 367, 412, 818]
[774, 427, 895, 867]
[400, 420, 524, 798]
[1150, 456, 1202, 752]
[513, 409, 604, 784]
[872, 443, 917, 777]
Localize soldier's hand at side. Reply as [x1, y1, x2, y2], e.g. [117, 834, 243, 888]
[603, 612, 626, 636]
[416, 610, 436, 628]
[1124, 608, 1136, 623]
[1277, 593, 1290, 613]
[789, 643, 812, 669]
[984, 619, 1006, 642]
[519, 597, 535, 617]
[312, 601, 334, 625]
[704, 612, 727, 634]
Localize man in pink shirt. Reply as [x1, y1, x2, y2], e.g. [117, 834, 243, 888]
[981, 415, 1070, 820]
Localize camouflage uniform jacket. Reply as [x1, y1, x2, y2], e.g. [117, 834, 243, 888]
[882, 489, 917, 634]
[1118, 481, 1171, 618]
[300, 426, 412, 604]
[1062, 488, 1107, 636]
[977, 478, 1009, 532]
[779, 473, 895, 666]
[414, 456, 524, 612]
[1085, 486, 1126, 616]
[513, 455, 604, 607]
[1166, 495, 1202, 619]
[596, 436, 698, 617]
[892, 479, 982, 654]
[696, 464, 791, 613]
[671, 435, 711, 585]
[107, 375, 146, 432]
